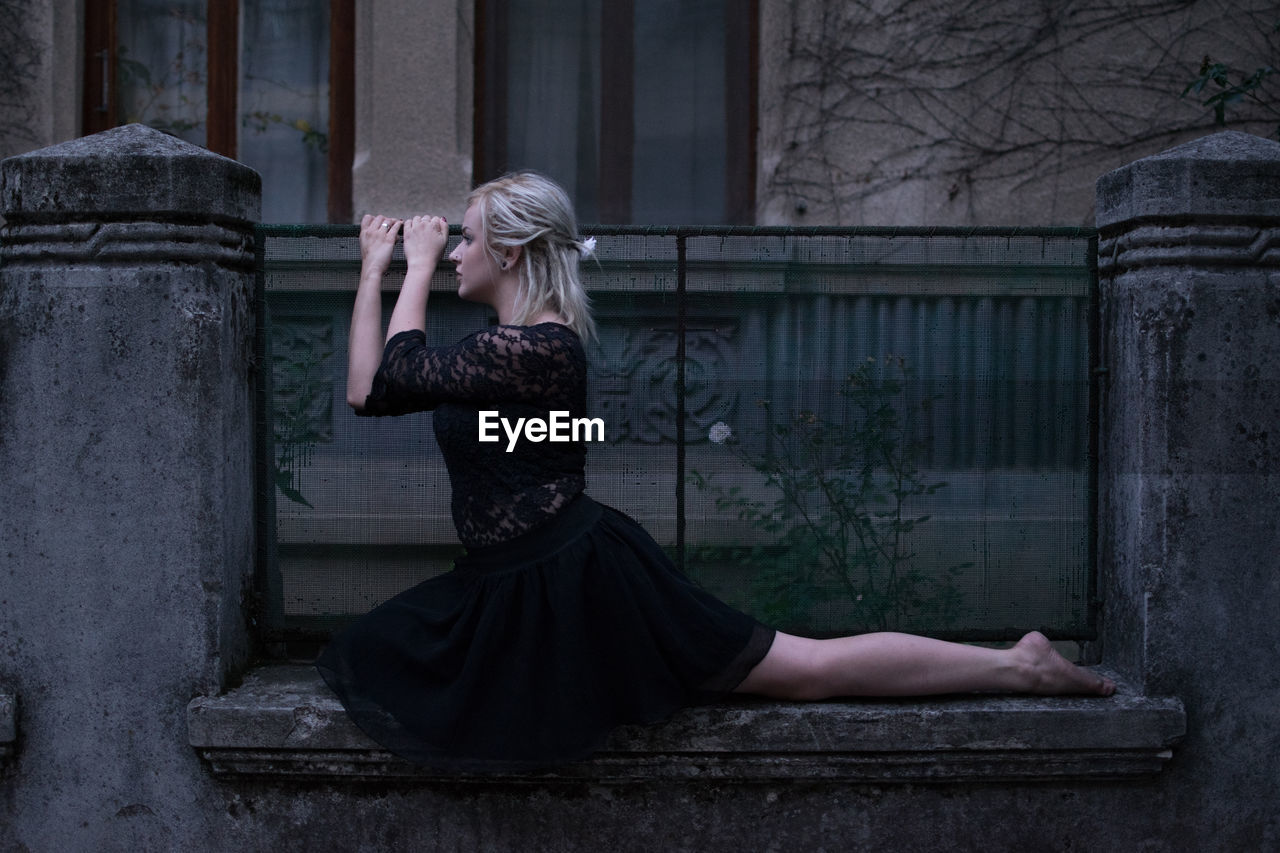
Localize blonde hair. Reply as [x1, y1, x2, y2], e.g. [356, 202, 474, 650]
[468, 171, 597, 344]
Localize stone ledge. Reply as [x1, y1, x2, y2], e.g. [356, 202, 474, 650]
[188, 666, 1184, 783]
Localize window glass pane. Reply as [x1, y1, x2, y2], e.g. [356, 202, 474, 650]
[241, 0, 330, 223]
[491, 0, 737, 223]
[631, 0, 727, 224]
[116, 0, 208, 146]
[502, 0, 602, 221]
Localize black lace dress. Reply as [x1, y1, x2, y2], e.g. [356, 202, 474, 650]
[315, 323, 774, 772]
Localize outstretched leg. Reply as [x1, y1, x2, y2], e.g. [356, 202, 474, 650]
[734, 630, 1115, 700]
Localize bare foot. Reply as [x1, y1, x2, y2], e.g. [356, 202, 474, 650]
[1011, 632, 1116, 696]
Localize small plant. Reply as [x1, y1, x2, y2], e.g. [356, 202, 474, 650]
[689, 357, 968, 634]
[272, 337, 334, 508]
[243, 111, 329, 152]
[1182, 21, 1280, 140]
[116, 33, 208, 137]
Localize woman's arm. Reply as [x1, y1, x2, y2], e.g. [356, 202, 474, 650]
[386, 215, 448, 340]
[347, 214, 402, 411]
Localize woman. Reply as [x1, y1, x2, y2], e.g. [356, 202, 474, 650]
[318, 172, 1114, 772]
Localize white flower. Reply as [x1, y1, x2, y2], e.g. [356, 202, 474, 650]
[708, 422, 732, 444]
[580, 236, 597, 259]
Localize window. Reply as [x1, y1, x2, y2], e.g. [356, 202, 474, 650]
[83, 0, 354, 223]
[476, 0, 757, 224]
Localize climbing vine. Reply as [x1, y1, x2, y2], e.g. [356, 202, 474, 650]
[763, 0, 1279, 224]
[0, 0, 42, 155]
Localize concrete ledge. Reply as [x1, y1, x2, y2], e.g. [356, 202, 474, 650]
[188, 666, 1185, 783]
[0, 690, 14, 765]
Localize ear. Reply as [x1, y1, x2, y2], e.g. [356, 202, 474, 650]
[501, 245, 522, 270]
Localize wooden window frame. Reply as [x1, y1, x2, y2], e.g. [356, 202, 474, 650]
[474, 0, 757, 225]
[82, 0, 354, 223]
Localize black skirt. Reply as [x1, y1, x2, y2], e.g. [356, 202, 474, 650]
[315, 494, 775, 772]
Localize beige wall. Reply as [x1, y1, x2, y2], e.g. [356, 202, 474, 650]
[351, 0, 474, 222]
[349, 0, 1276, 227]
[756, 0, 1279, 226]
[0, 0, 81, 162]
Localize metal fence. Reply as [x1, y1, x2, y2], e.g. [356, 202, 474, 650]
[254, 225, 1098, 655]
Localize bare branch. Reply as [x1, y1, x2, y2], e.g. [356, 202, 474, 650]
[764, 0, 1279, 224]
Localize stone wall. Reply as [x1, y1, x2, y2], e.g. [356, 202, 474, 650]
[1, 124, 1277, 852]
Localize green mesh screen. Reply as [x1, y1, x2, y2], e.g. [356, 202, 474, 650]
[256, 225, 1097, 653]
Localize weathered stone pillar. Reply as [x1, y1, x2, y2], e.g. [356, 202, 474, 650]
[0, 125, 259, 847]
[352, 1, 474, 219]
[1096, 131, 1280, 835]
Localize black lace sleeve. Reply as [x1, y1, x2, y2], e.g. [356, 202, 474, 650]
[359, 324, 584, 416]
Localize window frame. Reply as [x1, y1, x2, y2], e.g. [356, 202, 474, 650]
[82, 0, 355, 223]
[473, 0, 758, 225]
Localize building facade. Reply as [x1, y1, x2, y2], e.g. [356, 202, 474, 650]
[3, 0, 1276, 227]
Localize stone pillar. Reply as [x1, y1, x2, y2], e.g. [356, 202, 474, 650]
[0, 124, 260, 847]
[352, 0, 474, 220]
[1096, 131, 1280, 836]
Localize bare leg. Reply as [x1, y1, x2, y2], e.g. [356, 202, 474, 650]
[734, 630, 1116, 700]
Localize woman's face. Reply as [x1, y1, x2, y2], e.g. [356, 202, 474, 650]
[449, 203, 503, 306]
